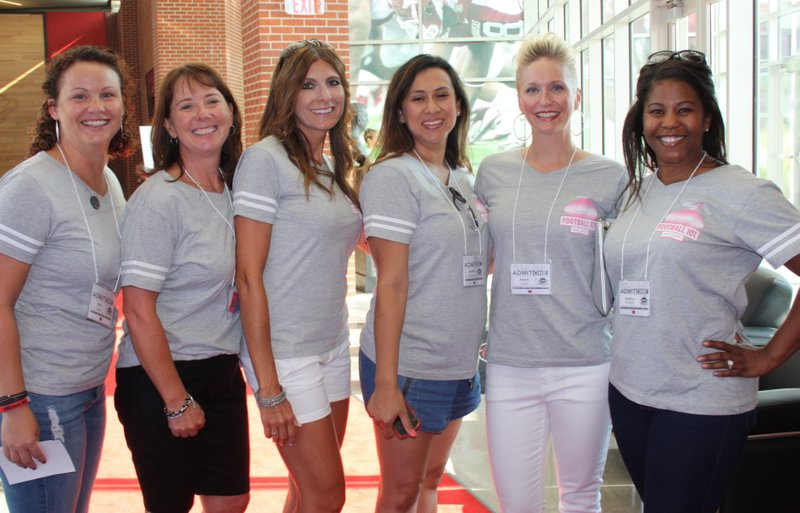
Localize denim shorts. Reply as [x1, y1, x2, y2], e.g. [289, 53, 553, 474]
[359, 350, 481, 433]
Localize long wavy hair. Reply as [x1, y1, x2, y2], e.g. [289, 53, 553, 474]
[150, 63, 243, 187]
[257, 41, 358, 205]
[373, 54, 472, 172]
[29, 45, 136, 158]
[621, 55, 727, 209]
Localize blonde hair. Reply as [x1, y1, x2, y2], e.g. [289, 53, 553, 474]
[515, 33, 579, 94]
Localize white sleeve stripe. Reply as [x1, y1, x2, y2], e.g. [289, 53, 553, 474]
[233, 199, 277, 213]
[0, 233, 38, 255]
[120, 269, 166, 281]
[758, 223, 800, 255]
[363, 215, 417, 229]
[762, 231, 800, 261]
[120, 260, 169, 272]
[233, 191, 278, 206]
[365, 222, 414, 235]
[0, 224, 44, 247]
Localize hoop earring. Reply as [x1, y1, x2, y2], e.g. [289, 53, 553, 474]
[513, 113, 530, 142]
[570, 109, 585, 137]
[55, 120, 60, 143]
[169, 137, 179, 147]
[229, 124, 237, 137]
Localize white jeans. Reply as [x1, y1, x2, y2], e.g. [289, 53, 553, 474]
[486, 362, 612, 513]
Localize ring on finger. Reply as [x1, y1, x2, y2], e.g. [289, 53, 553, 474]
[727, 359, 734, 370]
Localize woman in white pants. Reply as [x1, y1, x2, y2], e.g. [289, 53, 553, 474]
[474, 33, 626, 513]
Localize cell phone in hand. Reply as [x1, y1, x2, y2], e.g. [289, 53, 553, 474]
[392, 403, 421, 439]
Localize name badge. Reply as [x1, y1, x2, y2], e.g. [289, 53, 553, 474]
[463, 255, 485, 287]
[510, 263, 551, 295]
[227, 283, 240, 317]
[87, 283, 116, 329]
[618, 280, 651, 317]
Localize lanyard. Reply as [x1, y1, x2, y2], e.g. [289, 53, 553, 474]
[510, 144, 577, 263]
[619, 151, 707, 281]
[181, 166, 236, 286]
[57, 143, 121, 290]
[411, 150, 482, 256]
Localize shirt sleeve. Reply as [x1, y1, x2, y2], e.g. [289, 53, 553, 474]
[0, 173, 51, 264]
[361, 163, 419, 245]
[737, 179, 800, 268]
[119, 188, 176, 293]
[232, 145, 281, 224]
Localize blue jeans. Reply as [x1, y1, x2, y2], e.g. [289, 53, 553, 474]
[609, 384, 756, 513]
[0, 385, 106, 513]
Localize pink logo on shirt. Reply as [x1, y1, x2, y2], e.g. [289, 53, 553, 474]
[474, 197, 489, 222]
[560, 197, 598, 236]
[656, 202, 704, 241]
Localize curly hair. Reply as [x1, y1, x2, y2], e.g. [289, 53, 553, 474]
[257, 40, 358, 206]
[28, 45, 136, 159]
[372, 54, 472, 173]
[621, 53, 727, 209]
[150, 63, 243, 187]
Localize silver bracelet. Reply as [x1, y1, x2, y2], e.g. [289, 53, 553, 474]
[163, 394, 194, 419]
[255, 386, 287, 408]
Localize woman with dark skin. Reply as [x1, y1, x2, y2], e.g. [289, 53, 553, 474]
[606, 50, 800, 513]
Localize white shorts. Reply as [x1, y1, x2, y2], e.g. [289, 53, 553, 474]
[241, 340, 351, 424]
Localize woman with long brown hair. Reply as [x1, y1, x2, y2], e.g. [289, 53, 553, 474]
[358, 54, 488, 512]
[234, 40, 361, 513]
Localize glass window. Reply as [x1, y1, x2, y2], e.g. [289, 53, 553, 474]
[629, 13, 650, 100]
[602, 34, 616, 159]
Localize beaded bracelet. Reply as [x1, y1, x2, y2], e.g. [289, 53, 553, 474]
[0, 391, 28, 407]
[0, 397, 31, 413]
[255, 386, 287, 408]
[163, 394, 194, 419]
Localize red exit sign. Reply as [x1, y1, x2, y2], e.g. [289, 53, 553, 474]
[285, 0, 325, 15]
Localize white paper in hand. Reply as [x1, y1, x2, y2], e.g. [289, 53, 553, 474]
[0, 440, 75, 484]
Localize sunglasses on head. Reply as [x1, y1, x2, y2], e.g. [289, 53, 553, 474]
[279, 39, 333, 62]
[646, 50, 706, 66]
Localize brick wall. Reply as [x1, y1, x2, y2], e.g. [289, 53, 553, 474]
[240, 0, 350, 145]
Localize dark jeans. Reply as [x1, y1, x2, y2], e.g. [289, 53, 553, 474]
[609, 384, 756, 513]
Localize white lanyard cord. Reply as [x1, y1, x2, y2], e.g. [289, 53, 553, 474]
[181, 166, 236, 286]
[411, 150, 481, 256]
[57, 143, 121, 289]
[619, 151, 707, 281]
[510, 144, 577, 263]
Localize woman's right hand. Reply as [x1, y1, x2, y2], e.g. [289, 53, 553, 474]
[1, 406, 46, 469]
[258, 399, 300, 447]
[367, 384, 414, 439]
[166, 399, 205, 438]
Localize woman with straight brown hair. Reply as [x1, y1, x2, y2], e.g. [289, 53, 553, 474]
[359, 54, 489, 512]
[234, 40, 361, 513]
[114, 63, 248, 513]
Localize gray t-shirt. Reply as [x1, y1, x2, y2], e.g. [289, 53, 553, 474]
[475, 150, 627, 367]
[359, 154, 490, 380]
[605, 165, 800, 415]
[117, 171, 241, 367]
[233, 136, 361, 358]
[0, 151, 125, 395]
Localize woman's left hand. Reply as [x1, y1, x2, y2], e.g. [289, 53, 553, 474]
[698, 339, 774, 377]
